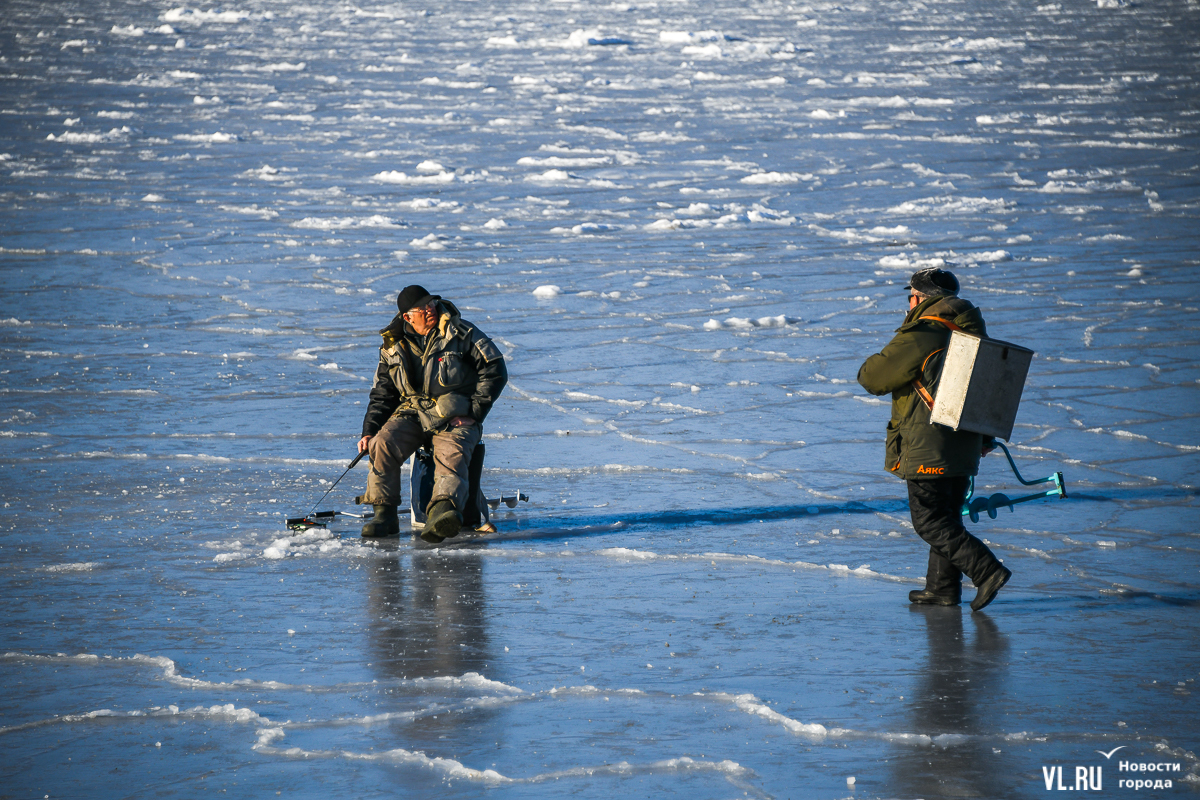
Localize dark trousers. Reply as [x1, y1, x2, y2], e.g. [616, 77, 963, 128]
[907, 477, 1004, 595]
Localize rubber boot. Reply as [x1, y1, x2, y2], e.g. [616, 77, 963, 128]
[360, 504, 399, 538]
[909, 548, 962, 605]
[423, 499, 461, 543]
[970, 565, 1012, 612]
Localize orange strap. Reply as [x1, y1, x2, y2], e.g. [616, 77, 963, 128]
[910, 317, 962, 410]
[918, 315, 964, 332]
[912, 378, 935, 410]
[921, 347, 946, 374]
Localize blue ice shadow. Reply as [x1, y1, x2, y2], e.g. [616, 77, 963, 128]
[433, 499, 889, 547]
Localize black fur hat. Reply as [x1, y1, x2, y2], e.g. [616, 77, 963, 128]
[905, 268, 959, 298]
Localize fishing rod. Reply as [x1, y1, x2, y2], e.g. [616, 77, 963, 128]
[286, 450, 367, 531]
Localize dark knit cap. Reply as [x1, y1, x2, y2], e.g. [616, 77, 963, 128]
[396, 285, 440, 314]
[905, 268, 959, 298]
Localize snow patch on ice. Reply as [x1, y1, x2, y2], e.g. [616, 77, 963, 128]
[705, 316, 799, 330]
[411, 672, 524, 694]
[373, 170, 456, 185]
[292, 216, 400, 231]
[409, 233, 447, 249]
[160, 8, 262, 25]
[40, 562, 101, 573]
[525, 169, 575, 183]
[46, 127, 130, 144]
[740, 171, 816, 185]
[174, 132, 238, 143]
[887, 195, 1010, 215]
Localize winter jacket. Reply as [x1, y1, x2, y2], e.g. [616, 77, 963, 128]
[362, 299, 507, 436]
[857, 295, 993, 480]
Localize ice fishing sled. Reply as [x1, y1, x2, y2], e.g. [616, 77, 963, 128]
[409, 443, 530, 533]
[409, 442, 506, 533]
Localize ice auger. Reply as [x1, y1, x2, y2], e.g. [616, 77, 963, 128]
[962, 442, 1067, 522]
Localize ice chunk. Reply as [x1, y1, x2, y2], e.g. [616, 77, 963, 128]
[160, 8, 254, 24]
[705, 315, 798, 330]
[740, 171, 816, 184]
[525, 169, 574, 183]
[373, 170, 455, 185]
[46, 127, 130, 144]
[173, 132, 238, 143]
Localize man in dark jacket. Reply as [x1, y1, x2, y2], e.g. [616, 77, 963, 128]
[857, 268, 1011, 611]
[357, 285, 507, 543]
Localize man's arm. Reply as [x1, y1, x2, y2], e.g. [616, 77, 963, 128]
[466, 334, 507, 424]
[362, 357, 401, 437]
[857, 332, 927, 396]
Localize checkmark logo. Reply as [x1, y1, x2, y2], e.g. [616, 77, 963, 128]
[1096, 746, 1127, 759]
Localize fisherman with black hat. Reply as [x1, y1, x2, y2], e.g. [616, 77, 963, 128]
[856, 268, 1012, 611]
[357, 285, 507, 542]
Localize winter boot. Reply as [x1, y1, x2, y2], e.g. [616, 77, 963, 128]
[424, 499, 461, 543]
[910, 548, 962, 605]
[970, 565, 1012, 612]
[909, 588, 961, 605]
[361, 504, 399, 538]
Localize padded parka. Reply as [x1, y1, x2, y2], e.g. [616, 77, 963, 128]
[362, 299, 507, 436]
[857, 295, 993, 479]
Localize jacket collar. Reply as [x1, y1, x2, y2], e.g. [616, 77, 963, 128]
[896, 295, 984, 334]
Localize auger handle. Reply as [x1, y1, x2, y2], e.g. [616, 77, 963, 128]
[993, 442, 1059, 487]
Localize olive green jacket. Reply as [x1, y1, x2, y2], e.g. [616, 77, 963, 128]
[857, 295, 992, 479]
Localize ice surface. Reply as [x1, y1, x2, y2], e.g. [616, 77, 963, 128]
[1, 0, 1199, 797]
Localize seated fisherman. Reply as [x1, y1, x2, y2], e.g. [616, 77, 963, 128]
[357, 285, 507, 542]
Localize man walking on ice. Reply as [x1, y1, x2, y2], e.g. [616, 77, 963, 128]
[357, 285, 507, 543]
[857, 268, 1011, 611]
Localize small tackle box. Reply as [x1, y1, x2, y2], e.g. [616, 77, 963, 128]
[930, 330, 1034, 441]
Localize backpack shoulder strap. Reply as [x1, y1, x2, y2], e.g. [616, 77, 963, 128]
[917, 315, 964, 333]
[909, 316, 961, 410]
